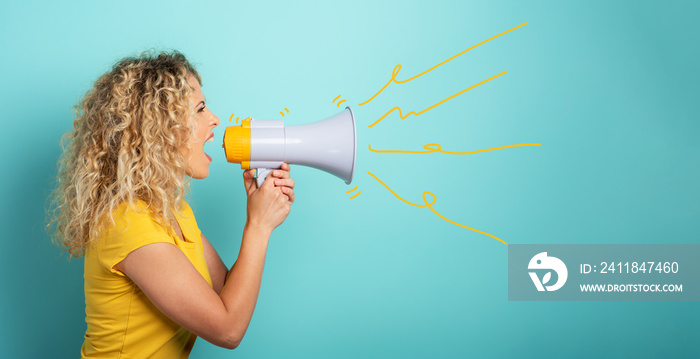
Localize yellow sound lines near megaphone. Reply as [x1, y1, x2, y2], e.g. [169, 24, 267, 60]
[333, 95, 347, 108]
[367, 172, 506, 244]
[366, 143, 540, 243]
[368, 142, 541, 155]
[346, 185, 361, 200]
[367, 71, 505, 128]
[229, 113, 240, 123]
[279, 108, 290, 117]
[325, 22, 533, 244]
[358, 22, 527, 128]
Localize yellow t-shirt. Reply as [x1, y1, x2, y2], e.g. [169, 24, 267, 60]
[81, 200, 212, 358]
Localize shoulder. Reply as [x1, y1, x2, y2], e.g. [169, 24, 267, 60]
[177, 200, 195, 217]
[109, 200, 169, 236]
[89, 200, 177, 274]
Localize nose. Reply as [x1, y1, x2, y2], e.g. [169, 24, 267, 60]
[211, 112, 220, 127]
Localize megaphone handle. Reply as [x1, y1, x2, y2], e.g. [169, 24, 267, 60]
[255, 168, 274, 187]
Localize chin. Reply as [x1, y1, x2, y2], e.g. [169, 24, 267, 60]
[187, 167, 210, 180]
[193, 170, 210, 179]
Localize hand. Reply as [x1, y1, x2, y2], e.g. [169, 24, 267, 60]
[242, 164, 295, 203]
[270, 163, 295, 204]
[242, 163, 295, 233]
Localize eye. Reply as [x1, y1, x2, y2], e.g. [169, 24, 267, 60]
[197, 105, 206, 113]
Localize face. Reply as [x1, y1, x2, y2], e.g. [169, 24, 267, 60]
[180, 74, 220, 179]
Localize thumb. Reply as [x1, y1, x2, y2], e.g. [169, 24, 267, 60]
[243, 169, 257, 195]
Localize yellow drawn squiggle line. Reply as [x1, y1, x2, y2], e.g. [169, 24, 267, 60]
[336, 99, 347, 107]
[346, 185, 359, 194]
[350, 191, 361, 200]
[368, 71, 506, 128]
[367, 172, 435, 208]
[358, 22, 528, 107]
[367, 172, 507, 245]
[369, 143, 541, 155]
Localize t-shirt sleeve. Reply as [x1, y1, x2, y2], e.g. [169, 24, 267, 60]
[96, 203, 176, 276]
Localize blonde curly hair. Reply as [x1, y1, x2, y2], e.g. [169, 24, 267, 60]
[47, 50, 202, 257]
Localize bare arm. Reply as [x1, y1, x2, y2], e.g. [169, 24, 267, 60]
[200, 233, 228, 295]
[116, 164, 295, 349]
[202, 164, 296, 296]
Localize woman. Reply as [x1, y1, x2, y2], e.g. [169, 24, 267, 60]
[47, 50, 294, 357]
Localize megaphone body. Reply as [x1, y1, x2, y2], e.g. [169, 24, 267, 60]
[223, 107, 357, 187]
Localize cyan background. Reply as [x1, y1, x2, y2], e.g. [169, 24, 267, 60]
[1, 0, 698, 358]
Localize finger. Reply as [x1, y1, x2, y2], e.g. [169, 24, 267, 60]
[281, 186, 295, 204]
[273, 178, 295, 189]
[270, 169, 290, 180]
[280, 163, 290, 171]
[279, 187, 293, 203]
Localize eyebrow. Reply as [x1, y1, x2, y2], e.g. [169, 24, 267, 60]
[196, 100, 205, 107]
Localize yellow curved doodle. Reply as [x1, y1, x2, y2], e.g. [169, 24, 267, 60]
[346, 185, 361, 199]
[369, 143, 541, 155]
[358, 22, 528, 107]
[333, 95, 347, 107]
[229, 113, 241, 123]
[367, 71, 507, 128]
[367, 172, 507, 245]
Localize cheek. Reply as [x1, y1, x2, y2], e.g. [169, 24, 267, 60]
[195, 118, 209, 138]
[184, 123, 201, 146]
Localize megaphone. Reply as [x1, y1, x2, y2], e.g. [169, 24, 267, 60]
[223, 107, 357, 187]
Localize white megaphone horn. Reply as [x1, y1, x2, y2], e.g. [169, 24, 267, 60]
[222, 107, 357, 187]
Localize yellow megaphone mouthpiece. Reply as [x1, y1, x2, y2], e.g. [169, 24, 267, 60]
[222, 118, 251, 169]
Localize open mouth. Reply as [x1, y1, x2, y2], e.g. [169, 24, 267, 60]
[204, 133, 214, 161]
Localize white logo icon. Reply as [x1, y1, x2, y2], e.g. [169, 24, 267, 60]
[528, 252, 568, 292]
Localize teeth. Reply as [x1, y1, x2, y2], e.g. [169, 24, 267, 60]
[206, 137, 213, 142]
